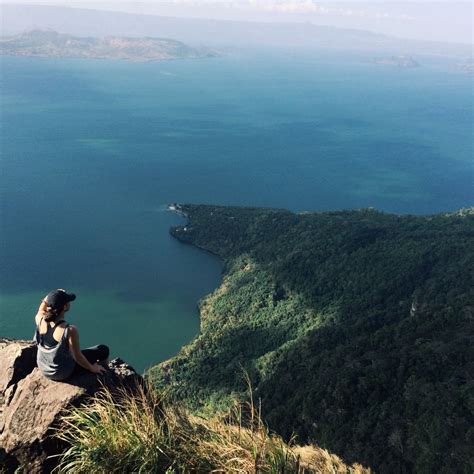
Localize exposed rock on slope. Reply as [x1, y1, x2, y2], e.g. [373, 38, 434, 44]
[0, 339, 142, 473]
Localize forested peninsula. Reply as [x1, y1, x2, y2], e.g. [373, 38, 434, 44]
[151, 204, 474, 473]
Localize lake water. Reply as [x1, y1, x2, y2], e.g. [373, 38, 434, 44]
[1, 49, 472, 371]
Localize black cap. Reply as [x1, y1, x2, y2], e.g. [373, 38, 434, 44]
[45, 289, 76, 310]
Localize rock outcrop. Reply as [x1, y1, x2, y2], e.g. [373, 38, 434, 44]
[0, 338, 37, 399]
[0, 339, 142, 473]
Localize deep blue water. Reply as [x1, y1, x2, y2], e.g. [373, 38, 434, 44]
[1, 50, 472, 371]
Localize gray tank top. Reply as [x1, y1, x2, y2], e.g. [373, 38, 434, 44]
[34, 318, 76, 381]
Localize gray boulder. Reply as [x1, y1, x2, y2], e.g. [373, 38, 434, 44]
[0, 338, 37, 400]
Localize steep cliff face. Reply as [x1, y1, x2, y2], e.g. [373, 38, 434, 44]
[152, 204, 474, 473]
[0, 339, 142, 473]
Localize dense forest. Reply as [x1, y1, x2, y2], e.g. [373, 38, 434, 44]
[150, 204, 474, 473]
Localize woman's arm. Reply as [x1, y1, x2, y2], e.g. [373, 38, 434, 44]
[34, 297, 48, 325]
[68, 326, 106, 375]
[38, 299, 48, 313]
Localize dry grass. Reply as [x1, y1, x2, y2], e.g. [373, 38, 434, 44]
[294, 446, 370, 473]
[54, 379, 370, 473]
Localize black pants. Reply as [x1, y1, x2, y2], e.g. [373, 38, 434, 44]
[73, 344, 110, 374]
[82, 344, 109, 364]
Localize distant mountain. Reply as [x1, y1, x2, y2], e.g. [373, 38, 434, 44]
[0, 29, 217, 61]
[1, 4, 471, 57]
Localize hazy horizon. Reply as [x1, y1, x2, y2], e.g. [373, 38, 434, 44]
[1, 1, 472, 45]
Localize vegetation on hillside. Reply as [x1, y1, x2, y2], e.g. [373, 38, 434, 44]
[55, 383, 368, 473]
[149, 204, 474, 473]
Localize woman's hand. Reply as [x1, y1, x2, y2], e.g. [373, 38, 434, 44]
[90, 363, 106, 375]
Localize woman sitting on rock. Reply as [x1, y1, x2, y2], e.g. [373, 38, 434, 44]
[34, 289, 109, 380]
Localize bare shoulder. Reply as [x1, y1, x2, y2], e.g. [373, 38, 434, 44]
[67, 325, 78, 336]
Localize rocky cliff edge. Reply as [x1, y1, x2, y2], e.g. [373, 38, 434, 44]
[0, 338, 142, 473]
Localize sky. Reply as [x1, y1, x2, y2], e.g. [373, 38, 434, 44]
[2, 1, 473, 44]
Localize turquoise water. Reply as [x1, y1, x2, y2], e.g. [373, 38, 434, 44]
[1, 50, 472, 371]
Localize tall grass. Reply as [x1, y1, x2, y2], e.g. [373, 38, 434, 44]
[54, 383, 369, 473]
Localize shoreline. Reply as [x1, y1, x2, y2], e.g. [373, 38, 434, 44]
[167, 203, 224, 261]
[167, 203, 188, 219]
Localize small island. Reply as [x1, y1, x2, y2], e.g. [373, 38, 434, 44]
[0, 29, 218, 62]
[372, 55, 420, 68]
[455, 57, 473, 74]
